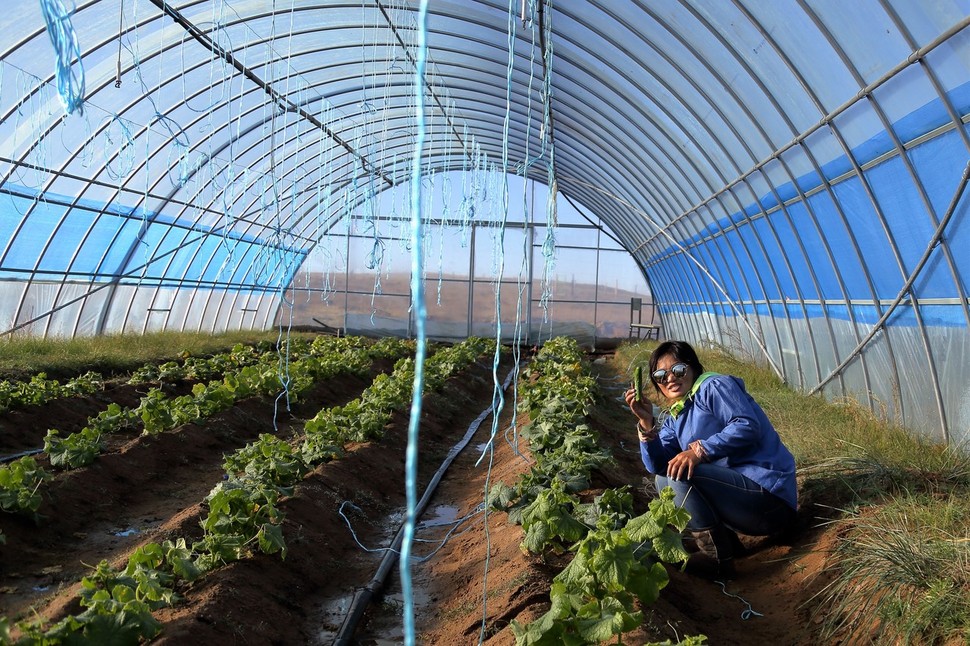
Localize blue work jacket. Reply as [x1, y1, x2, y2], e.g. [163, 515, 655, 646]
[640, 374, 798, 510]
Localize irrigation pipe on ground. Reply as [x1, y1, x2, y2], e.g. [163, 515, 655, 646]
[334, 366, 518, 645]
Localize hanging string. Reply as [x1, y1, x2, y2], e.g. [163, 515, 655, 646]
[537, 0, 557, 327]
[114, 0, 124, 88]
[436, 160, 452, 306]
[102, 115, 136, 181]
[146, 111, 192, 188]
[178, 1, 229, 113]
[312, 117, 336, 303]
[399, 2, 430, 643]
[503, 0, 540, 459]
[40, 0, 85, 115]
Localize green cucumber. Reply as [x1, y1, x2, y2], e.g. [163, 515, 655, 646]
[634, 365, 642, 401]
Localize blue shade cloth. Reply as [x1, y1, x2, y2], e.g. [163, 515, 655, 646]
[0, 185, 304, 292]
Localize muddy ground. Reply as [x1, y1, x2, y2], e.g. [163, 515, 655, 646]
[0, 345, 838, 645]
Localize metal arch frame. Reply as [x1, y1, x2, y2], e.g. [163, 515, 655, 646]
[646, 1, 857, 390]
[731, 1, 896, 414]
[107, 1, 492, 322]
[541, 17, 727, 207]
[0, 8, 307, 335]
[521, 87, 715, 257]
[612, 1, 812, 373]
[150, 0, 478, 174]
[596, 1, 798, 373]
[648, 1, 894, 410]
[750, 161, 837, 388]
[0, 3, 450, 340]
[802, 0, 970, 440]
[698, 6, 969, 409]
[560, 172, 786, 378]
[628, 3, 815, 372]
[3, 2, 964, 249]
[3, 0, 760, 344]
[885, 3, 970, 436]
[786, 0, 916, 429]
[541, 87, 696, 236]
[591, 0, 771, 171]
[1, 1, 969, 440]
[527, 35, 694, 216]
[734, 3, 970, 438]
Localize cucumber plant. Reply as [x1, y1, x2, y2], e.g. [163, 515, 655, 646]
[0, 456, 49, 518]
[491, 336, 699, 645]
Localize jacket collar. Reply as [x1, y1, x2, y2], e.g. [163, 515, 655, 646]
[669, 371, 718, 418]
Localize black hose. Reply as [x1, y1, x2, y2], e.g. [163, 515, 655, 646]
[333, 366, 517, 645]
[0, 447, 44, 463]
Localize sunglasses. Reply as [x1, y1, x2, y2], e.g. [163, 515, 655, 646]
[651, 363, 688, 384]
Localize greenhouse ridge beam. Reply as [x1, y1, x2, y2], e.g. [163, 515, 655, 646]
[147, 0, 395, 188]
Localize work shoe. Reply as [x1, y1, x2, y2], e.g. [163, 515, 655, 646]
[682, 526, 737, 580]
[683, 551, 735, 580]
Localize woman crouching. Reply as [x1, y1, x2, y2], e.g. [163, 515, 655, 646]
[625, 340, 798, 578]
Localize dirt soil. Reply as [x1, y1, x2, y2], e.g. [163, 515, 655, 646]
[0, 347, 839, 645]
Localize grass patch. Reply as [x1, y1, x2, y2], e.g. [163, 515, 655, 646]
[616, 339, 970, 644]
[0, 330, 308, 379]
[815, 498, 970, 644]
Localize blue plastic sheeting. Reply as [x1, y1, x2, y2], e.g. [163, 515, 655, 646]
[0, 185, 305, 293]
[648, 92, 970, 327]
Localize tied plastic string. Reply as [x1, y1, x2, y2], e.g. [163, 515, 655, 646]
[40, 0, 85, 115]
[714, 580, 764, 620]
[400, 4, 430, 643]
[676, 488, 762, 620]
[338, 501, 485, 562]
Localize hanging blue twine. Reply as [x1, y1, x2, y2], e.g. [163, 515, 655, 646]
[399, 3, 430, 644]
[40, 0, 85, 115]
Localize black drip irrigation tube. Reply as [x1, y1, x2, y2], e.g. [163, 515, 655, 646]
[333, 365, 519, 645]
[1, 447, 44, 463]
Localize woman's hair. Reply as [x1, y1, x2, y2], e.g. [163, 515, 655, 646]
[648, 340, 705, 393]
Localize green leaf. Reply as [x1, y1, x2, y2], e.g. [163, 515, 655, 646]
[575, 596, 641, 643]
[555, 546, 593, 589]
[547, 511, 588, 544]
[649, 486, 692, 532]
[653, 528, 691, 564]
[590, 535, 633, 588]
[626, 560, 670, 606]
[162, 538, 203, 582]
[487, 481, 516, 510]
[258, 522, 287, 558]
[624, 511, 664, 542]
[522, 520, 551, 554]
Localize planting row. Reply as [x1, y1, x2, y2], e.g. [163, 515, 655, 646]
[0, 372, 103, 414]
[488, 337, 701, 645]
[0, 337, 408, 523]
[1, 336, 497, 644]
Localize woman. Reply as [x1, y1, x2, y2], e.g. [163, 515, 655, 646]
[624, 340, 797, 578]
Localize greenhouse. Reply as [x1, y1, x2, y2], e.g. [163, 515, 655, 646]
[1, 1, 969, 644]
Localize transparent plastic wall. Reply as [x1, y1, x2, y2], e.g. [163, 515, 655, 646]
[0, 180, 299, 337]
[280, 174, 652, 349]
[647, 96, 970, 447]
